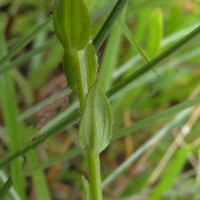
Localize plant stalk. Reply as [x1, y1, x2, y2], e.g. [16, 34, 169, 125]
[87, 152, 103, 200]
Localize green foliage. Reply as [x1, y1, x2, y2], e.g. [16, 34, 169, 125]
[0, 0, 200, 199]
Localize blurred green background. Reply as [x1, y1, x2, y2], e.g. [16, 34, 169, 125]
[0, 0, 200, 199]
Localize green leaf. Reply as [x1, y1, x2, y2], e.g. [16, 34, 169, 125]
[150, 145, 189, 200]
[53, 0, 91, 50]
[147, 8, 163, 58]
[79, 82, 112, 154]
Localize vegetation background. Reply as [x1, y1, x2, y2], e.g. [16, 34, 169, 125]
[0, 0, 200, 199]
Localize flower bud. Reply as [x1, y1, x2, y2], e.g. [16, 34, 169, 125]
[78, 82, 113, 154]
[53, 0, 91, 50]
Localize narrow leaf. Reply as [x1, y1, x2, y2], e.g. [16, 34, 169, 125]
[147, 8, 163, 58]
[99, 24, 122, 90]
[84, 43, 98, 89]
[82, 176, 91, 200]
[150, 145, 189, 200]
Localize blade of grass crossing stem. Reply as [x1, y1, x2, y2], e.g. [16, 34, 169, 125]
[147, 8, 163, 58]
[99, 24, 122, 90]
[0, 29, 26, 199]
[149, 145, 190, 200]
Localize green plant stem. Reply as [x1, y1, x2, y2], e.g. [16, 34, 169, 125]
[87, 152, 103, 200]
[93, 0, 129, 50]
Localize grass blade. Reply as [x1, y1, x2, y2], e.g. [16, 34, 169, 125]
[0, 28, 26, 199]
[113, 96, 200, 140]
[150, 145, 189, 200]
[93, 0, 129, 49]
[147, 8, 163, 58]
[0, 19, 50, 66]
[99, 24, 122, 90]
[0, 177, 12, 200]
[108, 24, 200, 96]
